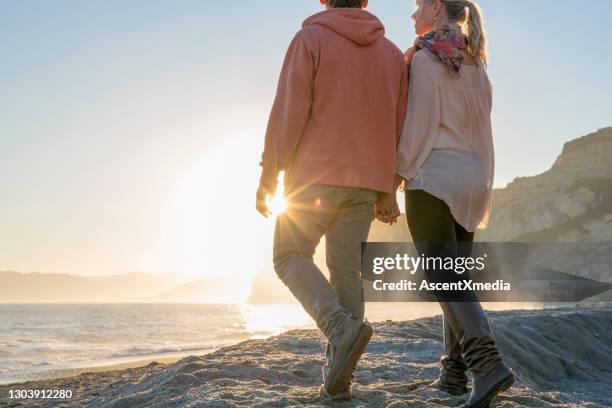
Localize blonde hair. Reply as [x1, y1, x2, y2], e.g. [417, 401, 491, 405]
[430, 0, 488, 66]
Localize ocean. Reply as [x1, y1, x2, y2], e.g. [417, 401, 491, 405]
[0, 303, 446, 385]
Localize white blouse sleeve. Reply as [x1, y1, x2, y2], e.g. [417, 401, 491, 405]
[396, 51, 440, 183]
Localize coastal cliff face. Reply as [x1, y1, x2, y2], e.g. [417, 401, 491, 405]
[478, 127, 612, 242]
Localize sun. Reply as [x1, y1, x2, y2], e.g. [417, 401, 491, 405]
[268, 172, 288, 215]
[161, 136, 274, 285]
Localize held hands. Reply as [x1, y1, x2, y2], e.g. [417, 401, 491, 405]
[375, 192, 400, 225]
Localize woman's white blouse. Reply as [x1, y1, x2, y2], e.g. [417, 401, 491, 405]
[396, 49, 495, 232]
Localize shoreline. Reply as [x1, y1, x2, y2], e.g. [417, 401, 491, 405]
[0, 302, 593, 388]
[1, 304, 611, 407]
[0, 302, 549, 387]
[1, 339, 248, 387]
[2, 354, 190, 387]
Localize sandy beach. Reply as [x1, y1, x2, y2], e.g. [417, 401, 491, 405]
[1, 304, 611, 407]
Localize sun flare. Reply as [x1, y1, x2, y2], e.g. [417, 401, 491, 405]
[162, 135, 273, 285]
[268, 172, 288, 215]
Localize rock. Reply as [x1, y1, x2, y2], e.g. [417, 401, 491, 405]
[478, 127, 612, 243]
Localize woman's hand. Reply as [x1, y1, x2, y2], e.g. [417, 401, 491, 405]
[375, 192, 400, 225]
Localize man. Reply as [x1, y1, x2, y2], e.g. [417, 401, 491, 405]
[256, 0, 408, 400]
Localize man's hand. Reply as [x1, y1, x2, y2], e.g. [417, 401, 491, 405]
[256, 184, 273, 218]
[256, 167, 278, 218]
[375, 192, 400, 225]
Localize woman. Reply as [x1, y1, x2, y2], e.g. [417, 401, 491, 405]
[377, 1, 515, 407]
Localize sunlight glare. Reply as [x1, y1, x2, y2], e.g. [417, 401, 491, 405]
[240, 304, 312, 338]
[268, 172, 288, 215]
[162, 135, 272, 286]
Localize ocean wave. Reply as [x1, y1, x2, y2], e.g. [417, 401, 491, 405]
[0, 303, 311, 384]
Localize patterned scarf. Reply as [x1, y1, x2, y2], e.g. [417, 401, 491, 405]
[413, 24, 467, 75]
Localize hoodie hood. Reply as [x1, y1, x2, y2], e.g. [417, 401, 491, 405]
[303, 9, 385, 47]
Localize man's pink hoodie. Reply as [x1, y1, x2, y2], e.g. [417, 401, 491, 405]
[261, 8, 408, 193]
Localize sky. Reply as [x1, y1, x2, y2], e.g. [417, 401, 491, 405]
[1, 1, 611, 278]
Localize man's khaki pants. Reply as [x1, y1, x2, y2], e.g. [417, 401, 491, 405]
[273, 183, 378, 346]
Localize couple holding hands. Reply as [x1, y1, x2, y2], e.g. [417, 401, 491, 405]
[256, 1, 514, 407]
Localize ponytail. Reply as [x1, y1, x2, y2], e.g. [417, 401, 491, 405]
[434, 0, 488, 66]
[465, 0, 487, 66]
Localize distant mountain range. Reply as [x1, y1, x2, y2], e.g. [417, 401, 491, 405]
[151, 276, 248, 303]
[0, 271, 177, 303]
[0, 270, 252, 303]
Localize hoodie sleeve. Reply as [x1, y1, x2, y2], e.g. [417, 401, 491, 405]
[260, 31, 315, 186]
[396, 59, 409, 143]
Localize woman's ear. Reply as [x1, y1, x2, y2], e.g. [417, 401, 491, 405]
[434, 0, 443, 15]
[319, 0, 326, 6]
[362, 0, 369, 8]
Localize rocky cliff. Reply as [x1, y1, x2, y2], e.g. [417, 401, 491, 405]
[479, 127, 612, 242]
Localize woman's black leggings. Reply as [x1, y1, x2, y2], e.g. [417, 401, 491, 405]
[405, 189, 476, 301]
[405, 189, 474, 245]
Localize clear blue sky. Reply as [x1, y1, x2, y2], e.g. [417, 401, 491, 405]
[1, 1, 611, 276]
